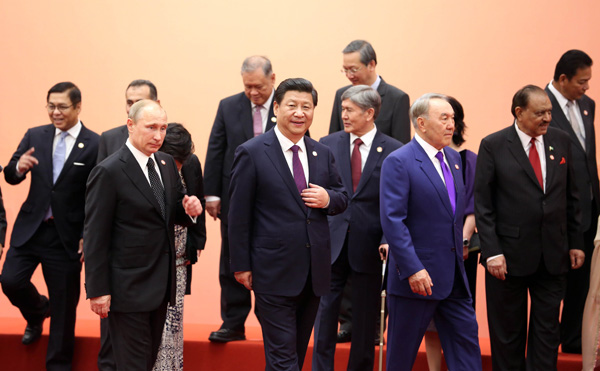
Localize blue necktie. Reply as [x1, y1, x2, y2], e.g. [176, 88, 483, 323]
[435, 151, 455, 214]
[45, 131, 69, 220]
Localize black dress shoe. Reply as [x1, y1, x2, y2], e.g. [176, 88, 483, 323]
[561, 345, 582, 354]
[22, 296, 51, 345]
[336, 330, 352, 343]
[208, 329, 246, 343]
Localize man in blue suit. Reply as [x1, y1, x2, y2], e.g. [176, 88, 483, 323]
[229, 78, 348, 370]
[380, 93, 481, 371]
[313, 85, 402, 370]
[1, 82, 99, 370]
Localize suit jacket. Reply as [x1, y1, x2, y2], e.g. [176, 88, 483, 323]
[380, 139, 468, 300]
[329, 78, 411, 144]
[83, 147, 193, 312]
[97, 125, 129, 163]
[204, 92, 276, 222]
[474, 125, 582, 276]
[4, 123, 99, 259]
[0, 179, 6, 247]
[228, 129, 348, 297]
[320, 130, 402, 274]
[546, 86, 599, 231]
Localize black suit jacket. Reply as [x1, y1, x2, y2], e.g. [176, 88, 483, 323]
[319, 130, 402, 274]
[97, 125, 129, 163]
[546, 86, 599, 231]
[204, 92, 277, 222]
[0, 169, 6, 247]
[84, 147, 193, 312]
[228, 130, 348, 297]
[4, 123, 99, 259]
[328, 77, 411, 144]
[475, 125, 582, 276]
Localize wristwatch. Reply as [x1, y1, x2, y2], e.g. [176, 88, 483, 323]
[463, 238, 470, 247]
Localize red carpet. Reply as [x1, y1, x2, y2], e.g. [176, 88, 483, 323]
[0, 318, 583, 370]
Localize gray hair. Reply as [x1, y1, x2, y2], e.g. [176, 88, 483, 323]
[409, 93, 448, 128]
[128, 99, 164, 122]
[342, 40, 377, 66]
[241, 56, 273, 77]
[341, 85, 382, 119]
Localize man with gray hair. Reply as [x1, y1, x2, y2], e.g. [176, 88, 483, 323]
[313, 85, 402, 370]
[204, 55, 277, 342]
[380, 93, 481, 370]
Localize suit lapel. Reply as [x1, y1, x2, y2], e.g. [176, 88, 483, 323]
[543, 132, 557, 191]
[336, 134, 353, 197]
[547, 87, 586, 153]
[120, 147, 165, 219]
[356, 131, 385, 195]
[42, 125, 55, 186]
[239, 96, 254, 140]
[506, 126, 542, 191]
[445, 148, 462, 218]
[263, 131, 306, 212]
[579, 99, 594, 155]
[306, 139, 319, 218]
[412, 140, 453, 217]
[266, 100, 277, 132]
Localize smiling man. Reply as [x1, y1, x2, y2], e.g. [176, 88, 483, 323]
[228, 78, 348, 370]
[475, 85, 584, 370]
[1, 82, 99, 370]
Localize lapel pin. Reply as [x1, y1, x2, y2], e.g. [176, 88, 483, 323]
[312, 151, 317, 157]
[161, 160, 166, 165]
[548, 146, 554, 151]
[455, 164, 459, 170]
[377, 146, 383, 153]
[549, 154, 555, 160]
[584, 110, 589, 116]
[78, 142, 84, 148]
[271, 117, 277, 122]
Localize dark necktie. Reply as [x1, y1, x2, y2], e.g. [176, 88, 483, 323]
[147, 157, 166, 218]
[435, 151, 456, 214]
[351, 138, 363, 192]
[291, 145, 307, 194]
[529, 138, 543, 191]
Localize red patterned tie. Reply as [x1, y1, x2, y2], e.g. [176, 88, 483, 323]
[351, 138, 363, 192]
[529, 138, 543, 191]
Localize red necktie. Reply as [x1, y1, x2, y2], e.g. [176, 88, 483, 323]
[351, 138, 363, 192]
[529, 138, 543, 191]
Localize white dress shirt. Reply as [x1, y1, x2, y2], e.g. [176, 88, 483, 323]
[349, 125, 377, 170]
[414, 132, 452, 185]
[125, 139, 163, 186]
[274, 126, 309, 187]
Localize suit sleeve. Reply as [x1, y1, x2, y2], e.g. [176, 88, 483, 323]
[0, 184, 6, 247]
[203, 101, 227, 197]
[390, 92, 411, 144]
[328, 91, 342, 134]
[96, 133, 109, 164]
[380, 154, 425, 279]
[228, 145, 257, 272]
[185, 156, 207, 261]
[324, 149, 348, 216]
[4, 129, 32, 184]
[83, 165, 117, 299]
[565, 138, 584, 250]
[473, 138, 503, 261]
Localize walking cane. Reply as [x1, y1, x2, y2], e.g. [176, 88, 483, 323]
[378, 246, 388, 371]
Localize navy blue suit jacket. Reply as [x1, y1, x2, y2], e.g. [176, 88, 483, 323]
[320, 130, 402, 274]
[4, 123, 99, 260]
[228, 129, 348, 297]
[380, 138, 468, 300]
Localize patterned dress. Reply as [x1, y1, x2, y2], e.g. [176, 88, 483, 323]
[153, 173, 188, 371]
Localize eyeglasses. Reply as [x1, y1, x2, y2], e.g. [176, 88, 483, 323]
[341, 66, 364, 75]
[46, 104, 73, 113]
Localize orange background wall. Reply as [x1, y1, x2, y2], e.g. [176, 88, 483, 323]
[0, 0, 599, 340]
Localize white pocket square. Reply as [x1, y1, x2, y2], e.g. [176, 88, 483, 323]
[73, 162, 85, 166]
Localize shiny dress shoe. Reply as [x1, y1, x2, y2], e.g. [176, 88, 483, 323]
[22, 297, 51, 345]
[336, 330, 352, 343]
[208, 328, 246, 343]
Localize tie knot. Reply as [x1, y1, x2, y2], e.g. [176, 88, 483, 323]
[354, 138, 363, 147]
[147, 157, 155, 168]
[530, 137, 536, 145]
[435, 151, 444, 162]
[291, 145, 300, 154]
[59, 131, 69, 140]
[567, 100, 574, 108]
[255, 105, 263, 112]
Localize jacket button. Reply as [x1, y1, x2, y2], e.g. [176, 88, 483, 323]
[306, 243, 310, 248]
[307, 219, 311, 224]
[451, 248, 456, 252]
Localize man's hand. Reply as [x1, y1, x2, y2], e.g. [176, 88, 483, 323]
[235, 271, 253, 290]
[408, 269, 433, 296]
[205, 200, 221, 220]
[379, 244, 388, 261]
[182, 195, 203, 217]
[487, 256, 508, 280]
[17, 147, 39, 173]
[570, 249, 585, 269]
[301, 183, 330, 209]
[90, 295, 111, 318]
[78, 239, 84, 263]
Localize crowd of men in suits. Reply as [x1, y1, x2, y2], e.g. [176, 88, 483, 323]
[0, 42, 596, 371]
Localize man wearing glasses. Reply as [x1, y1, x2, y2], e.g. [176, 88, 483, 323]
[1, 82, 99, 370]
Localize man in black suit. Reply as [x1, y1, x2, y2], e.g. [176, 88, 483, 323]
[312, 85, 402, 370]
[94, 78, 160, 371]
[83, 100, 203, 371]
[0, 167, 6, 257]
[475, 85, 584, 370]
[204, 55, 277, 342]
[329, 40, 410, 341]
[1, 82, 99, 370]
[229, 78, 348, 370]
[545, 50, 598, 354]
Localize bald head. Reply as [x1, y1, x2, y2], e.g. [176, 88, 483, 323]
[127, 100, 168, 156]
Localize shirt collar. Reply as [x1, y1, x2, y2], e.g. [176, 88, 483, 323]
[414, 132, 445, 161]
[274, 125, 306, 153]
[514, 121, 544, 147]
[54, 121, 82, 138]
[371, 75, 382, 92]
[547, 80, 571, 109]
[350, 125, 377, 148]
[125, 138, 158, 170]
[251, 90, 275, 111]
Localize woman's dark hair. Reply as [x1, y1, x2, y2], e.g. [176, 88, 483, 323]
[160, 123, 194, 164]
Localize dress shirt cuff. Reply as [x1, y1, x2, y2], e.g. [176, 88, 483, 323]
[205, 196, 221, 202]
[189, 215, 197, 224]
[486, 254, 504, 263]
[15, 161, 26, 177]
